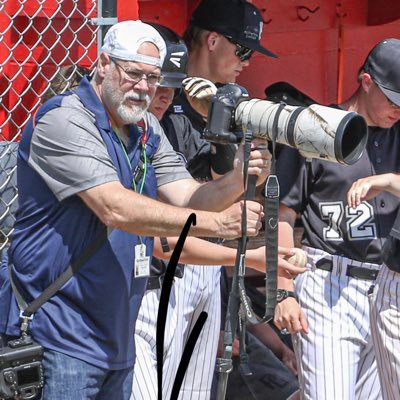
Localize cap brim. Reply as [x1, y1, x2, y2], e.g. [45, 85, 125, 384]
[380, 86, 400, 107]
[237, 40, 277, 58]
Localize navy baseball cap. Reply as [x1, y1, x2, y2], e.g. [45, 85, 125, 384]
[190, 0, 277, 58]
[362, 38, 400, 106]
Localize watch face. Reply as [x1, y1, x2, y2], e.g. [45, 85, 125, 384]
[276, 289, 286, 302]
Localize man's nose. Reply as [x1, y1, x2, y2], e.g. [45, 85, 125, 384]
[134, 77, 150, 91]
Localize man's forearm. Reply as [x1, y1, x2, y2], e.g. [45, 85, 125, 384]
[79, 181, 259, 240]
[80, 182, 222, 237]
[186, 169, 244, 211]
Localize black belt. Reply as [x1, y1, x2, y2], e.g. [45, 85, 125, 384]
[315, 258, 379, 281]
[146, 275, 165, 291]
[146, 264, 185, 290]
[383, 236, 400, 273]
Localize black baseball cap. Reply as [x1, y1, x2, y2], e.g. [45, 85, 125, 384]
[190, 0, 277, 58]
[362, 38, 400, 106]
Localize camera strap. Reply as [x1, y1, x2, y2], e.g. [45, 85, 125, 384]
[237, 103, 284, 328]
[234, 104, 284, 381]
[8, 232, 107, 333]
[263, 103, 285, 319]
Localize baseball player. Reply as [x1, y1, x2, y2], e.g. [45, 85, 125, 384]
[131, 22, 296, 400]
[170, 1, 276, 398]
[347, 171, 400, 400]
[275, 38, 400, 399]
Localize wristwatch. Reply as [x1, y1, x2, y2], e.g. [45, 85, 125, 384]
[276, 289, 296, 303]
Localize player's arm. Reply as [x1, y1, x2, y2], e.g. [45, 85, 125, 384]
[153, 236, 307, 275]
[274, 204, 309, 334]
[347, 172, 400, 208]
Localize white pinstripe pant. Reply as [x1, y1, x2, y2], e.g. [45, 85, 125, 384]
[370, 264, 400, 400]
[131, 265, 221, 400]
[293, 247, 382, 400]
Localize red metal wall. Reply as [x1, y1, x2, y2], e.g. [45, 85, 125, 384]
[2, 0, 399, 142]
[138, 0, 400, 105]
[0, 0, 98, 140]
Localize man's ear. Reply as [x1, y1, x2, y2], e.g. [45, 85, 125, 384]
[97, 52, 111, 78]
[361, 72, 373, 93]
[206, 32, 220, 51]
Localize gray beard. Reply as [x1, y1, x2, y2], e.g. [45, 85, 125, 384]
[102, 73, 151, 124]
[117, 102, 147, 124]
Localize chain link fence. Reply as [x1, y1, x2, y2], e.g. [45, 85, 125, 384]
[0, 0, 102, 251]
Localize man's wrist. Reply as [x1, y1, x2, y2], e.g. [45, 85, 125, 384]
[276, 288, 296, 303]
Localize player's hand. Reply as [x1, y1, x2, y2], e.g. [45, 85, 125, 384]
[274, 297, 308, 335]
[219, 200, 264, 239]
[233, 138, 271, 186]
[278, 247, 308, 277]
[347, 173, 394, 209]
[182, 77, 217, 118]
[247, 246, 307, 276]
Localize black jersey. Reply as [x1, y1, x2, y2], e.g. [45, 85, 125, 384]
[172, 89, 207, 133]
[161, 110, 212, 181]
[278, 123, 400, 264]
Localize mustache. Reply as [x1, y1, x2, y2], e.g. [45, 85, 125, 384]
[124, 91, 150, 105]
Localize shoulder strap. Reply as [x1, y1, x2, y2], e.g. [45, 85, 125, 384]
[9, 232, 107, 318]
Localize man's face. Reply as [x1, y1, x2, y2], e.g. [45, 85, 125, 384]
[209, 34, 251, 84]
[364, 77, 400, 128]
[102, 42, 162, 125]
[149, 86, 175, 121]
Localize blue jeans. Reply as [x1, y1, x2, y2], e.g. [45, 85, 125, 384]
[41, 349, 133, 400]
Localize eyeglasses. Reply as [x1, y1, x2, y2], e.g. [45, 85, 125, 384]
[224, 36, 254, 62]
[111, 58, 163, 87]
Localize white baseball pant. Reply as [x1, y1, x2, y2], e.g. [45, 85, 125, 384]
[292, 247, 382, 400]
[370, 264, 400, 400]
[131, 265, 221, 400]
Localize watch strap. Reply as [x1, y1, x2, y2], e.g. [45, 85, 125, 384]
[276, 289, 296, 303]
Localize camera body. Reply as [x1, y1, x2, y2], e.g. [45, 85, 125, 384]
[203, 83, 249, 144]
[0, 335, 43, 400]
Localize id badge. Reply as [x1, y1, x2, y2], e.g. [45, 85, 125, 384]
[134, 243, 150, 278]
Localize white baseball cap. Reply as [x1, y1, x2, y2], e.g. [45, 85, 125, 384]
[101, 20, 167, 67]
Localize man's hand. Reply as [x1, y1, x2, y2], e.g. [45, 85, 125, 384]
[274, 298, 308, 335]
[233, 138, 271, 186]
[219, 200, 264, 239]
[182, 77, 217, 118]
[347, 173, 399, 209]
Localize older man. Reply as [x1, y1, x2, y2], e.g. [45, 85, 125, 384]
[0, 20, 269, 399]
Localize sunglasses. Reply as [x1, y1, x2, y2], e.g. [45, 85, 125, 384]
[224, 36, 254, 62]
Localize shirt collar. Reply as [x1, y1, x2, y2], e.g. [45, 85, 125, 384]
[75, 76, 111, 130]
